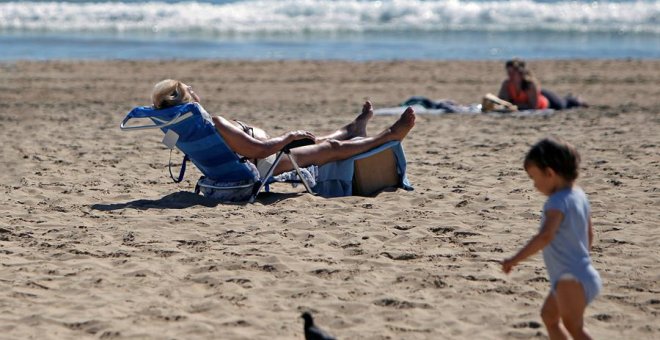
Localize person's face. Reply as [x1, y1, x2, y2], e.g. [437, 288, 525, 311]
[182, 83, 200, 102]
[506, 66, 521, 83]
[525, 164, 558, 196]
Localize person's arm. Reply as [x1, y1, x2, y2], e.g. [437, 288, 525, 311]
[525, 82, 539, 110]
[498, 80, 511, 102]
[502, 209, 564, 274]
[588, 216, 594, 251]
[212, 116, 315, 159]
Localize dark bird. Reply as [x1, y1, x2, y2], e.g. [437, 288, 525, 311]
[301, 312, 337, 340]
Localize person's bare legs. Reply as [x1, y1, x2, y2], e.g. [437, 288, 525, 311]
[556, 280, 593, 340]
[273, 106, 414, 174]
[317, 101, 374, 141]
[541, 293, 569, 340]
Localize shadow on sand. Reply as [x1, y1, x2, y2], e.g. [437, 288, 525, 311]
[90, 191, 304, 211]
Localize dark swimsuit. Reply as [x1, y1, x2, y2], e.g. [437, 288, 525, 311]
[233, 120, 259, 164]
[234, 120, 254, 137]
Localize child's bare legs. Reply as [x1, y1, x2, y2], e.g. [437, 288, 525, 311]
[555, 280, 593, 340]
[541, 293, 568, 340]
[317, 101, 374, 141]
[273, 107, 414, 174]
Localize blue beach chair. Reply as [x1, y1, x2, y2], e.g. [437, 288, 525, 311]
[120, 103, 412, 202]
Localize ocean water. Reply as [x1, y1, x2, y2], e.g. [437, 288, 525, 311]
[0, 0, 658, 60]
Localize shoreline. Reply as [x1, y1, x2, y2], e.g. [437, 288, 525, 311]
[0, 59, 658, 339]
[1, 29, 659, 60]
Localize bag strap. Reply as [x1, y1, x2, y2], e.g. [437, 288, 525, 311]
[168, 150, 189, 183]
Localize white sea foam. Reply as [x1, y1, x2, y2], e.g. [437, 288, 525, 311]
[0, 0, 658, 35]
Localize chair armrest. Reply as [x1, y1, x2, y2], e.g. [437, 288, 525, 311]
[282, 138, 315, 153]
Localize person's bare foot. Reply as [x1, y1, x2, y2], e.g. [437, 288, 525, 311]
[575, 96, 589, 108]
[346, 101, 374, 138]
[389, 106, 415, 140]
[359, 101, 374, 121]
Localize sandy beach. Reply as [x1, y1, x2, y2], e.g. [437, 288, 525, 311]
[0, 59, 658, 339]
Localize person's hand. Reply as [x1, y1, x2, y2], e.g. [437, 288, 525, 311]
[501, 257, 517, 274]
[287, 130, 316, 142]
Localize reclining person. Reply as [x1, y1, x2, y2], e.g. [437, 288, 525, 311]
[151, 79, 415, 176]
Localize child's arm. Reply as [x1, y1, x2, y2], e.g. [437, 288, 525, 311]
[502, 209, 563, 274]
[588, 216, 594, 251]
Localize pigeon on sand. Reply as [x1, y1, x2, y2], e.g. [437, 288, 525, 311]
[301, 312, 336, 340]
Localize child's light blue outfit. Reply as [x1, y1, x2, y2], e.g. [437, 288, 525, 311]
[542, 187, 602, 304]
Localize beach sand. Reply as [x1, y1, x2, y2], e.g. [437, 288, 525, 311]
[0, 59, 658, 339]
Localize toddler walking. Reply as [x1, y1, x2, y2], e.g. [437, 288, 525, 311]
[502, 138, 601, 340]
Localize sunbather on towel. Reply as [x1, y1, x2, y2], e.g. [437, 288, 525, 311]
[497, 58, 588, 111]
[151, 79, 415, 176]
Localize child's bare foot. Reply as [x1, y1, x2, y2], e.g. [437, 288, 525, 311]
[389, 106, 415, 140]
[347, 101, 374, 138]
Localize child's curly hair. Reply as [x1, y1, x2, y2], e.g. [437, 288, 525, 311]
[524, 137, 581, 182]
